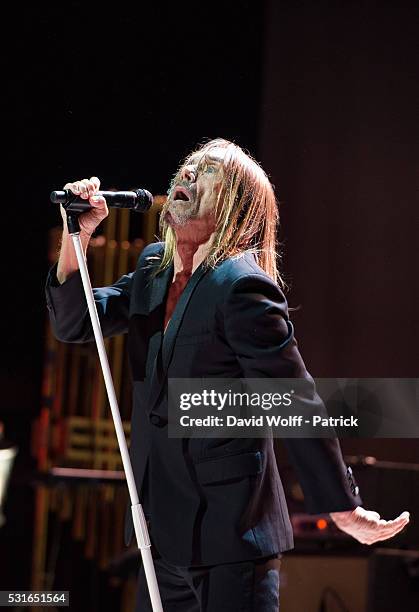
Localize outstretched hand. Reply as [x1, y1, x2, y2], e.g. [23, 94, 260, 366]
[330, 506, 410, 545]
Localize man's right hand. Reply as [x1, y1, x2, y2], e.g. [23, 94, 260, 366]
[56, 176, 108, 284]
[61, 176, 108, 236]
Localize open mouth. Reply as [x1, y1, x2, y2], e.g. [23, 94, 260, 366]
[173, 186, 192, 202]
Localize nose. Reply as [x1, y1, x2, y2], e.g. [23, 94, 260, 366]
[180, 165, 197, 183]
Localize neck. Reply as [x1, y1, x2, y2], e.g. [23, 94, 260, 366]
[172, 218, 215, 277]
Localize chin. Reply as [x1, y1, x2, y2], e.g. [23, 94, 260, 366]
[165, 210, 190, 228]
[166, 203, 197, 228]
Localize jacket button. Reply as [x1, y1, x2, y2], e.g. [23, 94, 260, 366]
[150, 414, 162, 426]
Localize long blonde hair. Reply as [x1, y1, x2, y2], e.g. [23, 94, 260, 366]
[157, 138, 285, 288]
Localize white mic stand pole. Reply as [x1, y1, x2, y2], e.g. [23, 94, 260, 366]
[65, 212, 163, 612]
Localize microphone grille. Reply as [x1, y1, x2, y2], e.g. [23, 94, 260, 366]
[134, 189, 153, 212]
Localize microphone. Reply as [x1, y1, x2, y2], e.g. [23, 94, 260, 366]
[50, 188, 153, 213]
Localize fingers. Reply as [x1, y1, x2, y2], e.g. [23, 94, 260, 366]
[378, 511, 410, 531]
[63, 176, 101, 198]
[362, 511, 410, 545]
[60, 176, 108, 235]
[90, 176, 100, 191]
[384, 511, 410, 525]
[89, 194, 107, 209]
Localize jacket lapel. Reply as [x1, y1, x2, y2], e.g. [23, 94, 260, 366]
[146, 261, 208, 415]
[147, 263, 174, 314]
[161, 262, 207, 370]
[140, 262, 173, 382]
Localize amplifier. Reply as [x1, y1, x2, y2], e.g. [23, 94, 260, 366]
[280, 549, 419, 612]
[280, 553, 369, 612]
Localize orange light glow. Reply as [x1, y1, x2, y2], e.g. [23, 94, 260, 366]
[316, 518, 328, 530]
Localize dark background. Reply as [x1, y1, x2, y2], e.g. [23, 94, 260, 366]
[3, 0, 419, 596]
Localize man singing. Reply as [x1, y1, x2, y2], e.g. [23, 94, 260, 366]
[45, 138, 409, 611]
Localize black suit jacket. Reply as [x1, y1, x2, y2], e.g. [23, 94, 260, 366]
[45, 241, 362, 566]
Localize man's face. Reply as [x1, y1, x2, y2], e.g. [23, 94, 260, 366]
[164, 147, 225, 228]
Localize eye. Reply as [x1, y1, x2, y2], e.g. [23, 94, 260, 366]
[199, 162, 217, 175]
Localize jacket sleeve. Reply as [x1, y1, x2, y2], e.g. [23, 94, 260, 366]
[223, 272, 363, 514]
[45, 262, 134, 343]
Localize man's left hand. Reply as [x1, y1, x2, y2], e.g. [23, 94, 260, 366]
[329, 506, 410, 544]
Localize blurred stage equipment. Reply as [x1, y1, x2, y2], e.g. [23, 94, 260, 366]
[0, 423, 18, 528]
[279, 548, 419, 612]
[31, 196, 165, 612]
[366, 548, 419, 612]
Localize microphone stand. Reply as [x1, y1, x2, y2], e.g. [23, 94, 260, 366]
[65, 213, 163, 612]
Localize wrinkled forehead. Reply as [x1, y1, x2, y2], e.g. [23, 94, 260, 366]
[186, 146, 227, 167]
